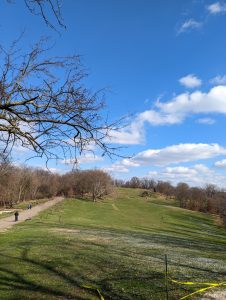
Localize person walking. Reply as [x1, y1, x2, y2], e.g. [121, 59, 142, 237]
[14, 211, 19, 222]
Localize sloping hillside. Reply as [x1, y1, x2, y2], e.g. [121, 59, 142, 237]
[0, 188, 225, 299]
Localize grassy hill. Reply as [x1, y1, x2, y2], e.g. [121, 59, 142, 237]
[0, 188, 225, 299]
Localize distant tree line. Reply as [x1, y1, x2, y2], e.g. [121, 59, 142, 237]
[114, 177, 226, 228]
[0, 158, 112, 207]
[2, 158, 226, 229]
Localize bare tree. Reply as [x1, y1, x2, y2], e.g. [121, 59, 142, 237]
[129, 177, 141, 188]
[7, 0, 65, 30]
[84, 170, 112, 202]
[205, 184, 217, 198]
[155, 181, 174, 196]
[140, 178, 156, 190]
[175, 182, 190, 208]
[67, 169, 112, 201]
[0, 39, 120, 163]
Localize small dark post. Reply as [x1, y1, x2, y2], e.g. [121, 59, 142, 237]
[165, 254, 169, 300]
[14, 211, 19, 222]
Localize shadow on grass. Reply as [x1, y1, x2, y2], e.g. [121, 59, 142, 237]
[2, 223, 225, 300]
[0, 246, 99, 300]
[0, 240, 169, 300]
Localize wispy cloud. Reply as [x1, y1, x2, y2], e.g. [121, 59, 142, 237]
[215, 159, 226, 168]
[179, 74, 202, 88]
[43, 167, 67, 174]
[177, 2, 226, 35]
[196, 118, 216, 125]
[103, 163, 129, 173]
[210, 75, 226, 85]
[178, 19, 202, 34]
[62, 153, 103, 165]
[207, 2, 226, 14]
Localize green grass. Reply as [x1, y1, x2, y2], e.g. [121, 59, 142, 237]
[0, 188, 226, 299]
[0, 211, 13, 219]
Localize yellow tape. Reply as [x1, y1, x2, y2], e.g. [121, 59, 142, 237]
[82, 277, 225, 300]
[170, 278, 224, 286]
[170, 277, 226, 300]
[82, 284, 105, 300]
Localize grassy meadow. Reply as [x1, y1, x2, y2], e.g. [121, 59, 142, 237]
[0, 188, 226, 299]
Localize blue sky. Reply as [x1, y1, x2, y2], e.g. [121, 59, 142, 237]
[1, 0, 226, 187]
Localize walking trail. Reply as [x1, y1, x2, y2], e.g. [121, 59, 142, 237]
[0, 197, 64, 232]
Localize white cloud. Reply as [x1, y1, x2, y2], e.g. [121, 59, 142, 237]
[196, 118, 216, 125]
[215, 159, 226, 168]
[178, 19, 202, 34]
[155, 166, 199, 184]
[107, 110, 182, 145]
[109, 85, 226, 145]
[132, 85, 226, 138]
[128, 143, 226, 167]
[138, 109, 183, 126]
[78, 154, 103, 164]
[179, 74, 202, 88]
[210, 75, 226, 85]
[207, 2, 226, 14]
[107, 120, 144, 145]
[102, 143, 226, 187]
[103, 163, 129, 173]
[12, 144, 31, 153]
[43, 167, 67, 174]
[156, 85, 226, 115]
[63, 153, 103, 165]
[166, 166, 197, 175]
[121, 158, 140, 167]
[148, 164, 226, 187]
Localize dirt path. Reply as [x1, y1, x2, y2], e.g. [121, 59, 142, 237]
[0, 197, 64, 232]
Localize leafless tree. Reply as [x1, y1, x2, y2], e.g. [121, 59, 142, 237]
[129, 177, 141, 188]
[155, 181, 174, 196]
[84, 170, 112, 202]
[205, 184, 217, 198]
[175, 182, 190, 208]
[140, 178, 156, 190]
[0, 39, 120, 163]
[7, 0, 65, 30]
[65, 169, 112, 201]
